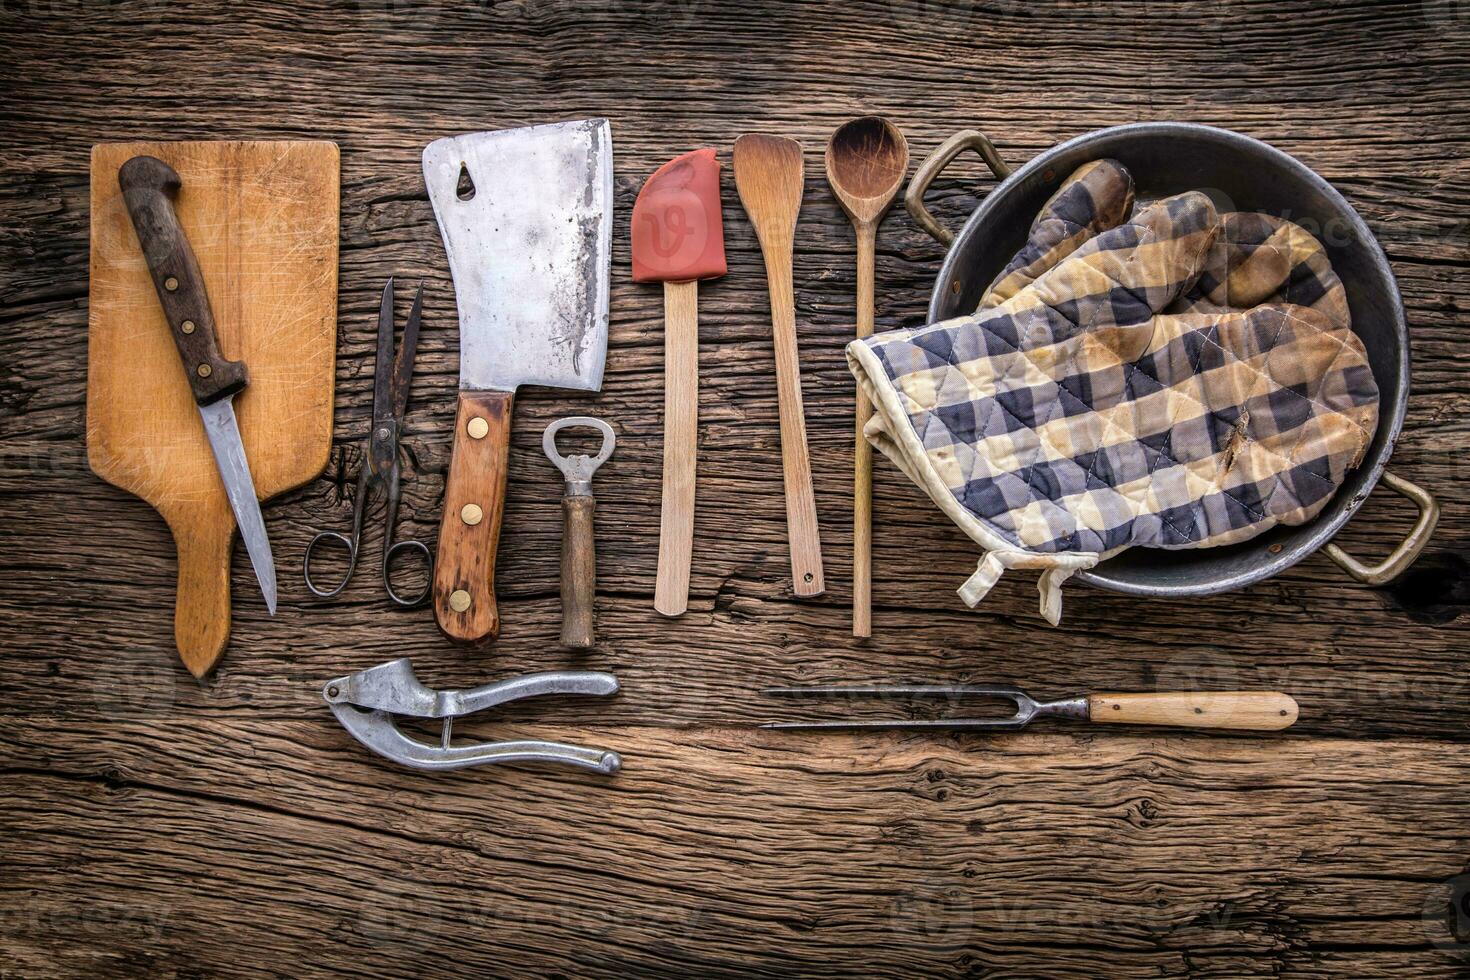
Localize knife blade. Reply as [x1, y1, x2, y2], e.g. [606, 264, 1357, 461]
[423, 120, 612, 642]
[118, 155, 278, 615]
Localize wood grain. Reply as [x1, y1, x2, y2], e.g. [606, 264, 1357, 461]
[86, 140, 337, 676]
[433, 389, 511, 644]
[654, 278, 698, 617]
[5, 0, 1470, 974]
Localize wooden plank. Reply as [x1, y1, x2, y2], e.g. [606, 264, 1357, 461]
[0, 0, 1466, 973]
[3, 720, 1469, 976]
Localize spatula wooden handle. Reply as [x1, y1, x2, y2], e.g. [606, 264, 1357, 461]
[434, 391, 512, 643]
[655, 279, 699, 617]
[1089, 692, 1299, 730]
[763, 248, 826, 597]
[561, 493, 597, 648]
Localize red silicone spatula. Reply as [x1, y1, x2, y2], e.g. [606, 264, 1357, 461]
[633, 148, 727, 617]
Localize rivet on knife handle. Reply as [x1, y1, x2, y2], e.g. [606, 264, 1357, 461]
[117, 156, 247, 405]
[434, 391, 512, 642]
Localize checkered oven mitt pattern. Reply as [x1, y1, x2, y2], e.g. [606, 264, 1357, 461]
[847, 160, 1379, 623]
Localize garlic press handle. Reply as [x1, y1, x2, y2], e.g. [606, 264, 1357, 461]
[454, 671, 619, 715]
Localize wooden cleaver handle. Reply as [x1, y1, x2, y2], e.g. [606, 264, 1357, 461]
[434, 391, 513, 643]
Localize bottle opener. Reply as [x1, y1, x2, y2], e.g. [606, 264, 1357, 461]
[542, 416, 615, 649]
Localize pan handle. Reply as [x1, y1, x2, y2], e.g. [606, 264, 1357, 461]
[1323, 471, 1438, 586]
[904, 130, 1014, 246]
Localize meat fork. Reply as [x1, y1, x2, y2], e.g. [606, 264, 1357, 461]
[763, 684, 1299, 732]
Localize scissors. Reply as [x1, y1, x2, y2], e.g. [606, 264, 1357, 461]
[304, 278, 433, 606]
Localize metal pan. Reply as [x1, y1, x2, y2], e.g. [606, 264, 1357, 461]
[905, 122, 1436, 596]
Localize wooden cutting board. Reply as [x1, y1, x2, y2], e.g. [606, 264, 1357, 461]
[87, 141, 339, 676]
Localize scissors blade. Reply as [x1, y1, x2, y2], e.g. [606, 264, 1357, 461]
[372, 278, 396, 423]
[199, 397, 277, 614]
[390, 281, 422, 421]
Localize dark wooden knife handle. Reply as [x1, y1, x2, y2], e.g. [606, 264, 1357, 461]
[434, 390, 512, 643]
[561, 492, 596, 649]
[118, 155, 247, 405]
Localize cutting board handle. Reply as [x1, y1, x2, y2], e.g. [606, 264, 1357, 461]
[171, 519, 232, 677]
[434, 391, 512, 642]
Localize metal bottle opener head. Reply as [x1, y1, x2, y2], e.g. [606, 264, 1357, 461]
[542, 416, 615, 496]
[323, 658, 622, 773]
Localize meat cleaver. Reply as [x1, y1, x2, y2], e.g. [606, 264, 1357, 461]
[424, 120, 613, 643]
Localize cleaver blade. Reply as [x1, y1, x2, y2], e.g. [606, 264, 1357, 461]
[423, 119, 613, 643]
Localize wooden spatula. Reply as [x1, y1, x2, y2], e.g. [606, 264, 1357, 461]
[632, 148, 727, 617]
[732, 135, 825, 597]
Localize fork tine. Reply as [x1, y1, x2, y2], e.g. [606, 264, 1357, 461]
[761, 718, 1029, 731]
[761, 683, 1037, 730]
[762, 684, 1030, 698]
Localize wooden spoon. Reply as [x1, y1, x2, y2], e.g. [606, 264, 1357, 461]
[825, 116, 908, 638]
[732, 134, 825, 597]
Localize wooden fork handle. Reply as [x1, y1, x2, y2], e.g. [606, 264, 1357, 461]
[1089, 692, 1299, 731]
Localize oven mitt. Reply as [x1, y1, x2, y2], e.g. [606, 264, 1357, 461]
[847, 174, 1378, 624]
[980, 159, 1136, 307]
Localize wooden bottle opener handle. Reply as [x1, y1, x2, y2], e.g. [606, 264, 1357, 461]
[561, 493, 597, 648]
[1089, 692, 1299, 731]
[434, 391, 512, 643]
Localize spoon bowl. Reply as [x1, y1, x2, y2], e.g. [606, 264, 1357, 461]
[825, 116, 909, 226]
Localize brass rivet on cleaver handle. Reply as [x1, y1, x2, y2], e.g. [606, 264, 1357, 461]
[434, 391, 512, 641]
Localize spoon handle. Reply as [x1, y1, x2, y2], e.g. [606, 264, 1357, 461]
[853, 222, 876, 637]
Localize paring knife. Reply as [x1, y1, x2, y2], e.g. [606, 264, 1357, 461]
[118, 156, 277, 615]
[423, 120, 613, 643]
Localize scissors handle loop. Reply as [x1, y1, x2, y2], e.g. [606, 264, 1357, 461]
[383, 537, 433, 608]
[304, 530, 359, 599]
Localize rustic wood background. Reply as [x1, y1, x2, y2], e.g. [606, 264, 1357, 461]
[2, 0, 1468, 975]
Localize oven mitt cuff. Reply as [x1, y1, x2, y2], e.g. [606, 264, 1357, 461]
[848, 336, 1102, 623]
